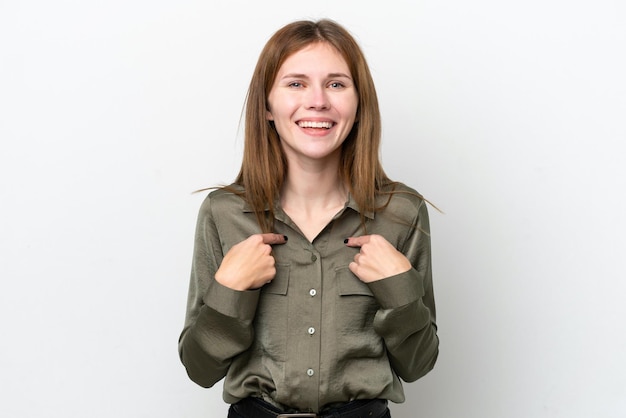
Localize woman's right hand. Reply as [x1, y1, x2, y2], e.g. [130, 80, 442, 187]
[214, 233, 288, 291]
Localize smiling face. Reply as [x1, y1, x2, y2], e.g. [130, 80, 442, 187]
[266, 42, 359, 166]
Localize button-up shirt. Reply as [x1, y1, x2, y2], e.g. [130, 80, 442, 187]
[179, 183, 439, 413]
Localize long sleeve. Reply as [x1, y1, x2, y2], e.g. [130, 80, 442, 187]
[368, 198, 439, 382]
[178, 195, 260, 388]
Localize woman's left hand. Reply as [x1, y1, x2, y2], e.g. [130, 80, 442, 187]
[345, 234, 412, 283]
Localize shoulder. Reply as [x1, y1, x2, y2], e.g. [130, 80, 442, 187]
[377, 182, 428, 224]
[198, 184, 246, 217]
[381, 181, 426, 209]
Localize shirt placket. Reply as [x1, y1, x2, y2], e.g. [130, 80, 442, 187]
[281, 239, 322, 412]
[275, 206, 349, 412]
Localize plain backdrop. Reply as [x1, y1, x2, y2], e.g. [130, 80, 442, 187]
[1, 1, 625, 417]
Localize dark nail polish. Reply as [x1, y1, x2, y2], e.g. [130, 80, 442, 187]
[343, 238, 349, 244]
[283, 235, 288, 241]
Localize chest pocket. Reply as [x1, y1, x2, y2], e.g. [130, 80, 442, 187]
[255, 263, 290, 361]
[334, 266, 382, 358]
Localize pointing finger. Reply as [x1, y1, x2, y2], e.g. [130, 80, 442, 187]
[261, 233, 288, 245]
[344, 235, 371, 248]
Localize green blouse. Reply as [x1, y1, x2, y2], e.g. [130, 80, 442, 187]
[179, 183, 438, 413]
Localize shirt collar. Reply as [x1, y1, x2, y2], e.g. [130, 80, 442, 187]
[241, 192, 375, 220]
[345, 193, 375, 219]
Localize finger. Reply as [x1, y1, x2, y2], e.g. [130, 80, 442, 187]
[344, 235, 371, 248]
[260, 233, 288, 245]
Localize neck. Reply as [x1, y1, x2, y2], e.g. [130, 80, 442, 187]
[280, 157, 347, 212]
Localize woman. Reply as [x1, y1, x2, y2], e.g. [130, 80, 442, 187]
[179, 19, 439, 418]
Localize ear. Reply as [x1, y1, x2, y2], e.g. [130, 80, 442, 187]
[266, 109, 274, 121]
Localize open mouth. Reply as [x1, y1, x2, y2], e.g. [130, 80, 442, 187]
[297, 120, 335, 129]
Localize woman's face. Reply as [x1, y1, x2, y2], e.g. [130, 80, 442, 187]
[267, 42, 358, 166]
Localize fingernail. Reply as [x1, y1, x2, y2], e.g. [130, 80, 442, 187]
[343, 238, 349, 244]
[283, 235, 288, 241]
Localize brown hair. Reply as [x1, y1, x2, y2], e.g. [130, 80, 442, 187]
[234, 19, 391, 232]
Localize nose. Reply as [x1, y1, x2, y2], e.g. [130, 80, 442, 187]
[305, 85, 330, 110]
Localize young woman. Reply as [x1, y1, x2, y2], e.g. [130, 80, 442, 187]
[179, 19, 439, 418]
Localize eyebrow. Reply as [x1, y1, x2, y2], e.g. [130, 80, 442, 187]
[280, 72, 353, 80]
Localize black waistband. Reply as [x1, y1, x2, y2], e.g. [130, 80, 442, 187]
[231, 397, 388, 418]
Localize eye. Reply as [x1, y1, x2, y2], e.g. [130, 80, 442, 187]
[329, 82, 345, 89]
[288, 82, 303, 88]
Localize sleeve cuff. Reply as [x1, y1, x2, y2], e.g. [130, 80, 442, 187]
[367, 268, 424, 309]
[203, 281, 261, 320]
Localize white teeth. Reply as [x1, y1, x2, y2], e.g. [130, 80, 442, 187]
[298, 121, 333, 129]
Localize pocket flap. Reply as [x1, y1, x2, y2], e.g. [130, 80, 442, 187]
[336, 266, 373, 297]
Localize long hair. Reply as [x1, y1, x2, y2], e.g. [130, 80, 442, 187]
[235, 19, 390, 232]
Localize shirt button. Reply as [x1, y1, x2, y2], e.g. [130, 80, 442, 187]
[309, 289, 317, 297]
[307, 369, 315, 377]
[311, 254, 317, 262]
[308, 327, 315, 335]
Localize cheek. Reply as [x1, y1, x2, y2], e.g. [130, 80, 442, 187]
[351, 96, 359, 117]
[267, 98, 294, 122]
[341, 95, 359, 121]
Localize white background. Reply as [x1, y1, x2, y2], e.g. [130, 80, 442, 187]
[1, 1, 625, 417]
